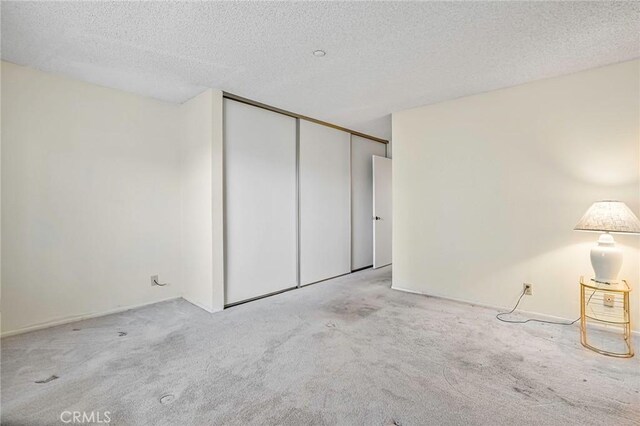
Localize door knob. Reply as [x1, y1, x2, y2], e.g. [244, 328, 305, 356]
[374, 216, 381, 220]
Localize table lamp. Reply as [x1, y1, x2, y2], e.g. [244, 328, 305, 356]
[574, 201, 640, 283]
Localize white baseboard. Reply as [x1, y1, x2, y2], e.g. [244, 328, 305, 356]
[182, 297, 223, 314]
[1, 296, 181, 338]
[391, 285, 640, 337]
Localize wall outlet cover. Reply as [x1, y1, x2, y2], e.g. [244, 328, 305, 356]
[523, 283, 532, 296]
[150, 275, 159, 286]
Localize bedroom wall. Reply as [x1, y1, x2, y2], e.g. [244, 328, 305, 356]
[392, 60, 640, 330]
[180, 89, 224, 313]
[1, 62, 224, 335]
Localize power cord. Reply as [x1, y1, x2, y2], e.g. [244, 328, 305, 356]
[153, 279, 168, 287]
[496, 288, 580, 326]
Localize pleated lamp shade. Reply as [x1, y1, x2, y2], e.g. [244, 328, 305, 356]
[574, 201, 640, 234]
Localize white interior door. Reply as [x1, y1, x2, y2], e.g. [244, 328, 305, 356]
[351, 136, 386, 270]
[373, 156, 392, 268]
[224, 99, 297, 304]
[299, 120, 351, 285]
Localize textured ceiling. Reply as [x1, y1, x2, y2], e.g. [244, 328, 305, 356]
[2, 2, 639, 140]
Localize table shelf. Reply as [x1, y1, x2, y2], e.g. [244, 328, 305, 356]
[580, 276, 633, 358]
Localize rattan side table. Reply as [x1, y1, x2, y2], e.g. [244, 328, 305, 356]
[580, 276, 633, 358]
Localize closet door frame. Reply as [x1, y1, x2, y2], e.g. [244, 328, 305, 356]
[351, 135, 388, 272]
[222, 93, 388, 307]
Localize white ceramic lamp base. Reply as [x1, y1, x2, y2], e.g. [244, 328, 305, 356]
[590, 233, 623, 283]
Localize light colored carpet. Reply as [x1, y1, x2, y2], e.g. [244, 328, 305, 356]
[2, 266, 639, 425]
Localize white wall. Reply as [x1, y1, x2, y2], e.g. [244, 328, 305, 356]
[392, 60, 640, 330]
[1, 61, 183, 334]
[1, 62, 224, 335]
[180, 89, 224, 313]
[210, 91, 225, 312]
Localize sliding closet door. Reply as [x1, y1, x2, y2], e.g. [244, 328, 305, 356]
[299, 120, 351, 286]
[351, 136, 386, 270]
[224, 99, 297, 304]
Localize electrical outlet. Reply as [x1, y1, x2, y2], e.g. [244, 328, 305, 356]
[603, 293, 615, 308]
[150, 275, 159, 286]
[523, 283, 533, 296]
